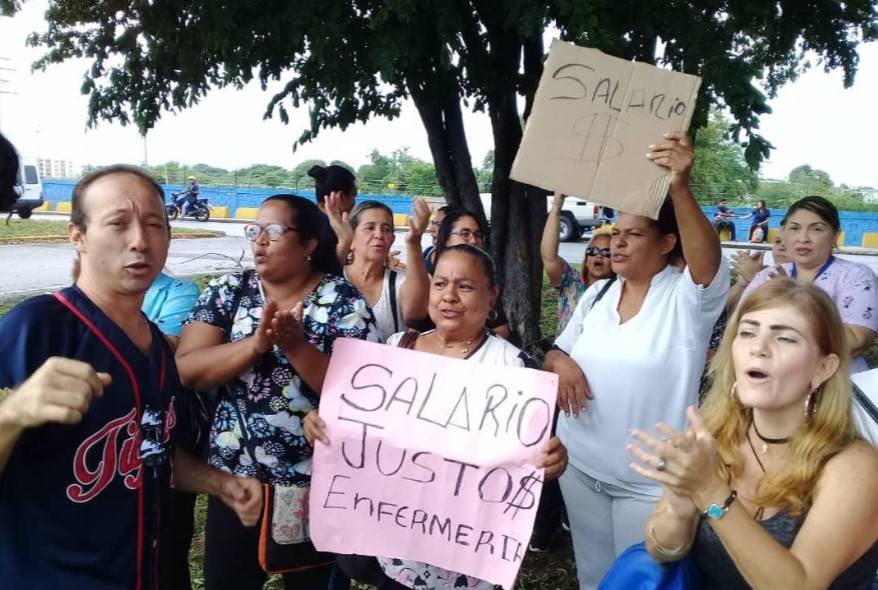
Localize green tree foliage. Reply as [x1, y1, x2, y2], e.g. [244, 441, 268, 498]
[291, 159, 327, 179]
[690, 109, 758, 205]
[357, 148, 442, 196]
[757, 165, 874, 210]
[12, 0, 876, 349]
[475, 150, 494, 193]
[329, 160, 355, 173]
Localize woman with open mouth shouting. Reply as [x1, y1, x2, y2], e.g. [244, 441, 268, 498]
[544, 131, 729, 589]
[628, 278, 878, 590]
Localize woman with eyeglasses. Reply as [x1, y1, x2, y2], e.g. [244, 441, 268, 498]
[176, 195, 379, 590]
[432, 209, 511, 339]
[423, 205, 460, 275]
[541, 194, 616, 335]
[345, 199, 431, 341]
[544, 132, 729, 589]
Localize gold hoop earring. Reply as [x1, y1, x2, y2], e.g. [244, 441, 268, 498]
[804, 388, 818, 420]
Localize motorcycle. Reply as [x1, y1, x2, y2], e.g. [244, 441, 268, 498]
[167, 191, 211, 222]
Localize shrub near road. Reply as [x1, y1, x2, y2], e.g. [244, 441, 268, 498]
[0, 220, 222, 244]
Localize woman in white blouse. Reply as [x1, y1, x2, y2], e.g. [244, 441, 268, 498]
[344, 199, 431, 341]
[543, 132, 729, 590]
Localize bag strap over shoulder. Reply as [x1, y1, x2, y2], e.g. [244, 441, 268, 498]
[590, 276, 616, 311]
[388, 270, 399, 334]
[396, 329, 419, 350]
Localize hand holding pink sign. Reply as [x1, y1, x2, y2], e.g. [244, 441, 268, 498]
[309, 338, 558, 589]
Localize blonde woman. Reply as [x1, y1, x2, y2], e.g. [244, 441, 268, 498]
[629, 278, 878, 590]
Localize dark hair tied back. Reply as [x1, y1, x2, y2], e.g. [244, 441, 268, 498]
[263, 194, 343, 275]
[434, 243, 498, 289]
[786, 195, 840, 232]
[308, 164, 357, 204]
[650, 196, 683, 265]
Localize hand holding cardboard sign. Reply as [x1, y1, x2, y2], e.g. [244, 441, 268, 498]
[646, 131, 695, 191]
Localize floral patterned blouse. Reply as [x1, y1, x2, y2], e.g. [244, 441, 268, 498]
[184, 269, 379, 485]
[555, 260, 587, 335]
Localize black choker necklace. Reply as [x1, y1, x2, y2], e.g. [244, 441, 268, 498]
[752, 419, 790, 454]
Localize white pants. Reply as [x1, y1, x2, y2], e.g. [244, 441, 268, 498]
[559, 464, 658, 590]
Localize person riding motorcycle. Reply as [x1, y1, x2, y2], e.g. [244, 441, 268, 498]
[174, 176, 200, 219]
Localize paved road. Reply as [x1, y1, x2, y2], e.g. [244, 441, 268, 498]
[3, 215, 878, 300]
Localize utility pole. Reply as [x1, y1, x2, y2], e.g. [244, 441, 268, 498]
[0, 56, 17, 133]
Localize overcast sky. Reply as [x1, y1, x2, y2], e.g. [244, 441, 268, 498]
[1, 2, 876, 188]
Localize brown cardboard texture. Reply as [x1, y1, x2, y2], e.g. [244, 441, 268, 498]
[511, 40, 702, 220]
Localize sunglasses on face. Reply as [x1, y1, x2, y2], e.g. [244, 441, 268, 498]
[243, 223, 299, 241]
[450, 228, 484, 241]
[586, 246, 611, 258]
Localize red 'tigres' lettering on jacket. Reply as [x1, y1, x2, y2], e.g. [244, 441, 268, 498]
[66, 398, 177, 504]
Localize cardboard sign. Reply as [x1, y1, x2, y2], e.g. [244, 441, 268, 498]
[511, 40, 702, 219]
[310, 338, 558, 589]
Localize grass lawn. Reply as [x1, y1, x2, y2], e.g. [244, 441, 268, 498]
[0, 219, 222, 243]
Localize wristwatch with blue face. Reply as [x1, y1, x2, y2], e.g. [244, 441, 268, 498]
[699, 490, 737, 520]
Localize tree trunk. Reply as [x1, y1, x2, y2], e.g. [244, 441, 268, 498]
[487, 92, 547, 355]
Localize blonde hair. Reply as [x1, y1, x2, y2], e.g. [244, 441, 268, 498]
[701, 278, 858, 517]
[580, 232, 613, 283]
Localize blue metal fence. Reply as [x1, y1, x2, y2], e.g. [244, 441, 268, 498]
[40, 180, 878, 246]
[42, 180, 414, 216]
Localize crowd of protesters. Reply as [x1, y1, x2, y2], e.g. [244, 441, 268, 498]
[2, 127, 878, 590]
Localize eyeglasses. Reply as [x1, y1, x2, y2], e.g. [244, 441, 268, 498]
[243, 223, 299, 241]
[450, 228, 484, 241]
[586, 246, 611, 258]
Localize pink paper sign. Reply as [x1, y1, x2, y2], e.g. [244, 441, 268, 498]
[310, 338, 558, 589]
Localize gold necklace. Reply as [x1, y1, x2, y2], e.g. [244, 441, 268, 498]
[443, 338, 474, 354]
[437, 331, 483, 356]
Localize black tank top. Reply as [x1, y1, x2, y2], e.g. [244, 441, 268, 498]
[691, 509, 878, 589]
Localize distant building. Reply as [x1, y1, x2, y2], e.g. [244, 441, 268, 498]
[38, 158, 82, 179]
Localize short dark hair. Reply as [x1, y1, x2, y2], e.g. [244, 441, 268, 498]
[308, 164, 357, 204]
[262, 194, 342, 275]
[717, 199, 727, 204]
[0, 132, 20, 213]
[71, 164, 168, 231]
[785, 195, 840, 232]
[349, 200, 393, 231]
[649, 197, 684, 265]
[434, 243, 498, 288]
[436, 209, 486, 257]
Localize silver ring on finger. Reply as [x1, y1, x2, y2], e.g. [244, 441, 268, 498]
[656, 458, 668, 472]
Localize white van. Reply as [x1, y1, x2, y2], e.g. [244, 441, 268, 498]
[13, 158, 44, 219]
[479, 192, 609, 242]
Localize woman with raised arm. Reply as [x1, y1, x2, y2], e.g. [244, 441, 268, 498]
[543, 132, 729, 589]
[541, 193, 615, 335]
[175, 195, 379, 590]
[310, 164, 359, 270]
[344, 199, 431, 341]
